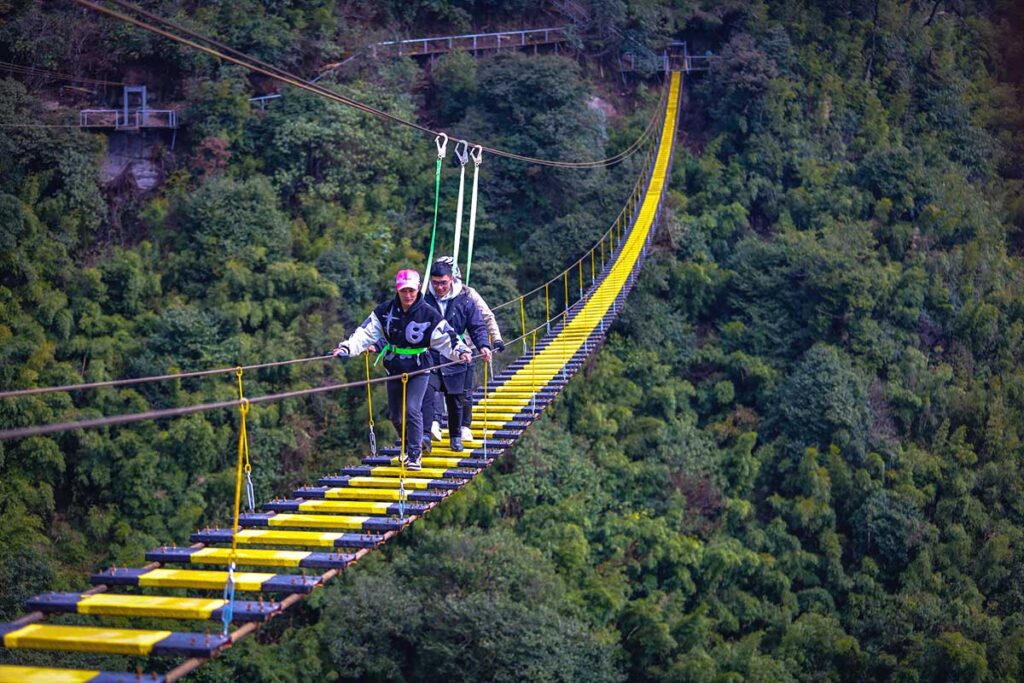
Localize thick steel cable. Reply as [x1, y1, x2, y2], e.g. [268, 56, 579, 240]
[0, 60, 125, 86]
[76, 0, 661, 169]
[0, 294, 592, 442]
[0, 355, 333, 400]
[102, 0, 661, 168]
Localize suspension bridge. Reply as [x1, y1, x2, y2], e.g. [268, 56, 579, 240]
[0, 3, 684, 679]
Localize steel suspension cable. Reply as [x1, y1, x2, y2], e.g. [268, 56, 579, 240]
[423, 134, 448, 292]
[76, 0, 662, 169]
[0, 354, 333, 400]
[0, 295, 592, 442]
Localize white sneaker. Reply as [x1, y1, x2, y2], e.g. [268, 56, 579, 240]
[430, 421, 443, 441]
[461, 426, 474, 442]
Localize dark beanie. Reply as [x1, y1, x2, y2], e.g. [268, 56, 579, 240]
[430, 260, 453, 277]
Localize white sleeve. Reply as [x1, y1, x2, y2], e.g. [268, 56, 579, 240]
[467, 286, 502, 342]
[431, 320, 471, 361]
[340, 312, 385, 355]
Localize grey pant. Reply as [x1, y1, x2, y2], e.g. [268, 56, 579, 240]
[386, 372, 430, 454]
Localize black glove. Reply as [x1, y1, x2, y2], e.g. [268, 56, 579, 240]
[494, 339, 506, 353]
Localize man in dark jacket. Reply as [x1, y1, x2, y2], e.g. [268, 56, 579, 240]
[334, 268, 471, 470]
[423, 259, 491, 451]
[428, 256, 505, 445]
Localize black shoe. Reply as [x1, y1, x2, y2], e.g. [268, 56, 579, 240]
[421, 438, 432, 454]
[407, 450, 422, 471]
[449, 436, 464, 452]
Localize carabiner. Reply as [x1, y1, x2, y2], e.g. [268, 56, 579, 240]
[454, 139, 469, 166]
[435, 133, 449, 159]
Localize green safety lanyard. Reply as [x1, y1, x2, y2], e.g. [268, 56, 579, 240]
[423, 134, 448, 293]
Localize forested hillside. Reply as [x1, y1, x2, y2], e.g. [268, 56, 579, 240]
[2, 0, 1024, 680]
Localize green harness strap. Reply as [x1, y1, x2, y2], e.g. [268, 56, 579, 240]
[374, 343, 428, 366]
[423, 134, 448, 294]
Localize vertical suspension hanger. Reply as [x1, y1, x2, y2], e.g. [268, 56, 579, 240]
[223, 389, 250, 637]
[398, 374, 409, 519]
[364, 353, 377, 456]
[464, 145, 483, 285]
[451, 140, 469, 267]
[236, 368, 255, 514]
[423, 133, 449, 294]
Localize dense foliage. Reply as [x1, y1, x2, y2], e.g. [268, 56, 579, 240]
[2, 0, 1023, 680]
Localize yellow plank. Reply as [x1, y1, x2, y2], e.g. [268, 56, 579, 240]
[3, 624, 170, 656]
[396, 456, 470, 468]
[343, 476, 434, 489]
[79, 594, 224, 619]
[323, 487, 409, 501]
[363, 466, 460, 478]
[234, 529, 345, 547]
[0, 666, 100, 683]
[296, 500, 396, 515]
[266, 513, 373, 530]
[139, 568, 276, 591]
[190, 547, 312, 567]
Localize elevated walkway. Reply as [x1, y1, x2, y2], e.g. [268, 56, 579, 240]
[2, 71, 682, 682]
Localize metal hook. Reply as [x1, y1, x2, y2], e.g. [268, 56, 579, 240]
[470, 145, 483, 166]
[245, 470, 256, 513]
[454, 139, 469, 166]
[435, 133, 449, 159]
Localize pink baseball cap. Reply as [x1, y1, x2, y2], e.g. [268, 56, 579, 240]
[395, 269, 421, 292]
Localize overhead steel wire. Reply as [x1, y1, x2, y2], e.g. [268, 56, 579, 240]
[74, 0, 662, 169]
[0, 355, 334, 400]
[0, 59, 125, 86]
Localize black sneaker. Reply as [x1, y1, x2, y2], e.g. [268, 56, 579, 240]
[449, 436, 464, 452]
[421, 437, 432, 454]
[407, 450, 422, 471]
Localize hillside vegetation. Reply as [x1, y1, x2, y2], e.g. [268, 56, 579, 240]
[2, 0, 1023, 680]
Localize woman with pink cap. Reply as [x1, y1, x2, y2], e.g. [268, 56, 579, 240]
[333, 268, 472, 470]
